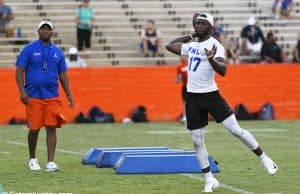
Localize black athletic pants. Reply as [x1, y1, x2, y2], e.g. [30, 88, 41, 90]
[77, 28, 91, 51]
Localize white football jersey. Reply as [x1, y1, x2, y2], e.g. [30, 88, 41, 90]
[181, 37, 225, 93]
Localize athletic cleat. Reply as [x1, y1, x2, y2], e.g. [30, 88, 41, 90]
[262, 157, 278, 175]
[45, 161, 60, 172]
[203, 177, 220, 193]
[29, 158, 41, 171]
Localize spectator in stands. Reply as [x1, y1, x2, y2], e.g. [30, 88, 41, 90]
[227, 40, 240, 65]
[0, 0, 14, 37]
[293, 34, 300, 63]
[65, 47, 87, 68]
[75, 0, 95, 51]
[176, 56, 188, 123]
[140, 19, 163, 57]
[240, 16, 265, 55]
[212, 19, 226, 46]
[261, 31, 287, 63]
[273, 0, 294, 19]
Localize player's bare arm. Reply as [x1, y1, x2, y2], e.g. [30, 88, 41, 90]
[15, 66, 28, 105]
[204, 44, 227, 76]
[166, 33, 195, 55]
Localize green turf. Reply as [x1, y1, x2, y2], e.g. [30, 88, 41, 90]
[0, 121, 299, 194]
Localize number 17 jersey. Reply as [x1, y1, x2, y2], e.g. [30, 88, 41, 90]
[181, 37, 225, 93]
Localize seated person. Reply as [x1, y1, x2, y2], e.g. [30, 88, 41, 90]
[261, 31, 286, 63]
[65, 47, 87, 68]
[273, 0, 294, 19]
[227, 40, 240, 65]
[0, 0, 14, 37]
[293, 34, 300, 63]
[140, 19, 163, 57]
[240, 16, 265, 55]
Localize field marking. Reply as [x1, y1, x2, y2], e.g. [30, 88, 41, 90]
[256, 134, 300, 141]
[0, 140, 27, 146]
[181, 174, 282, 194]
[148, 130, 188, 134]
[56, 148, 82, 155]
[247, 128, 288, 132]
[0, 151, 9, 154]
[181, 173, 254, 194]
[147, 128, 288, 135]
[0, 140, 83, 155]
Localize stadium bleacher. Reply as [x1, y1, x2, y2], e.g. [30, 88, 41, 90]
[1, 0, 299, 67]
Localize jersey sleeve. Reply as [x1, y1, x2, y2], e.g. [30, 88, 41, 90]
[214, 41, 225, 59]
[15, 46, 29, 69]
[58, 51, 67, 72]
[181, 43, 190, 56]
[7, 6, 13, 16]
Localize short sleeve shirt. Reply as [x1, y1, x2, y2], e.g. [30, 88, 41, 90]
[241, 25, 265, 44]
[16, 40, 67, 99]
[76, 7, 94, 30]
[0, 4, 13, 26]
[181, 37, 225, 93]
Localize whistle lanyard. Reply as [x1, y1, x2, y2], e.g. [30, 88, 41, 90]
[41, 46, 51, 73]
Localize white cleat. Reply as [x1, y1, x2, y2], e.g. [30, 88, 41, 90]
[29, 158, 41, 171]
[203, 177, 220, 193]
[262, 157, 278, 175]
[45, 161, 60, 172]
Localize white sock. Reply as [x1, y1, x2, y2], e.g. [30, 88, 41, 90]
[190, 128, 210, 169]
[190, 128, 214, 181]
[204, 171, 214, 180]
[259, 152, 268, 161]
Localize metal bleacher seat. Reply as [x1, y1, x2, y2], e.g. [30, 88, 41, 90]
[0, 0, 299, 67]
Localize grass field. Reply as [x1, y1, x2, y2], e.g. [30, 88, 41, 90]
[0, 120, 299, 194]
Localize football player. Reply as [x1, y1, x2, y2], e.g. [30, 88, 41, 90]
[166, 13, 278, 193]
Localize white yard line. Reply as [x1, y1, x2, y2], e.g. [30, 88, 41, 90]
[247, 128, 288, 132]
[147, 128, 288, 135]
[56, 149, 82, 155]
[0, 140, 83, 155]
[148, 130, 189, 134]
[0, 140, 27, 146]
[181, 174, 282, 194]
[256, 134, 300, 141]
[181, 173, 254, 194]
